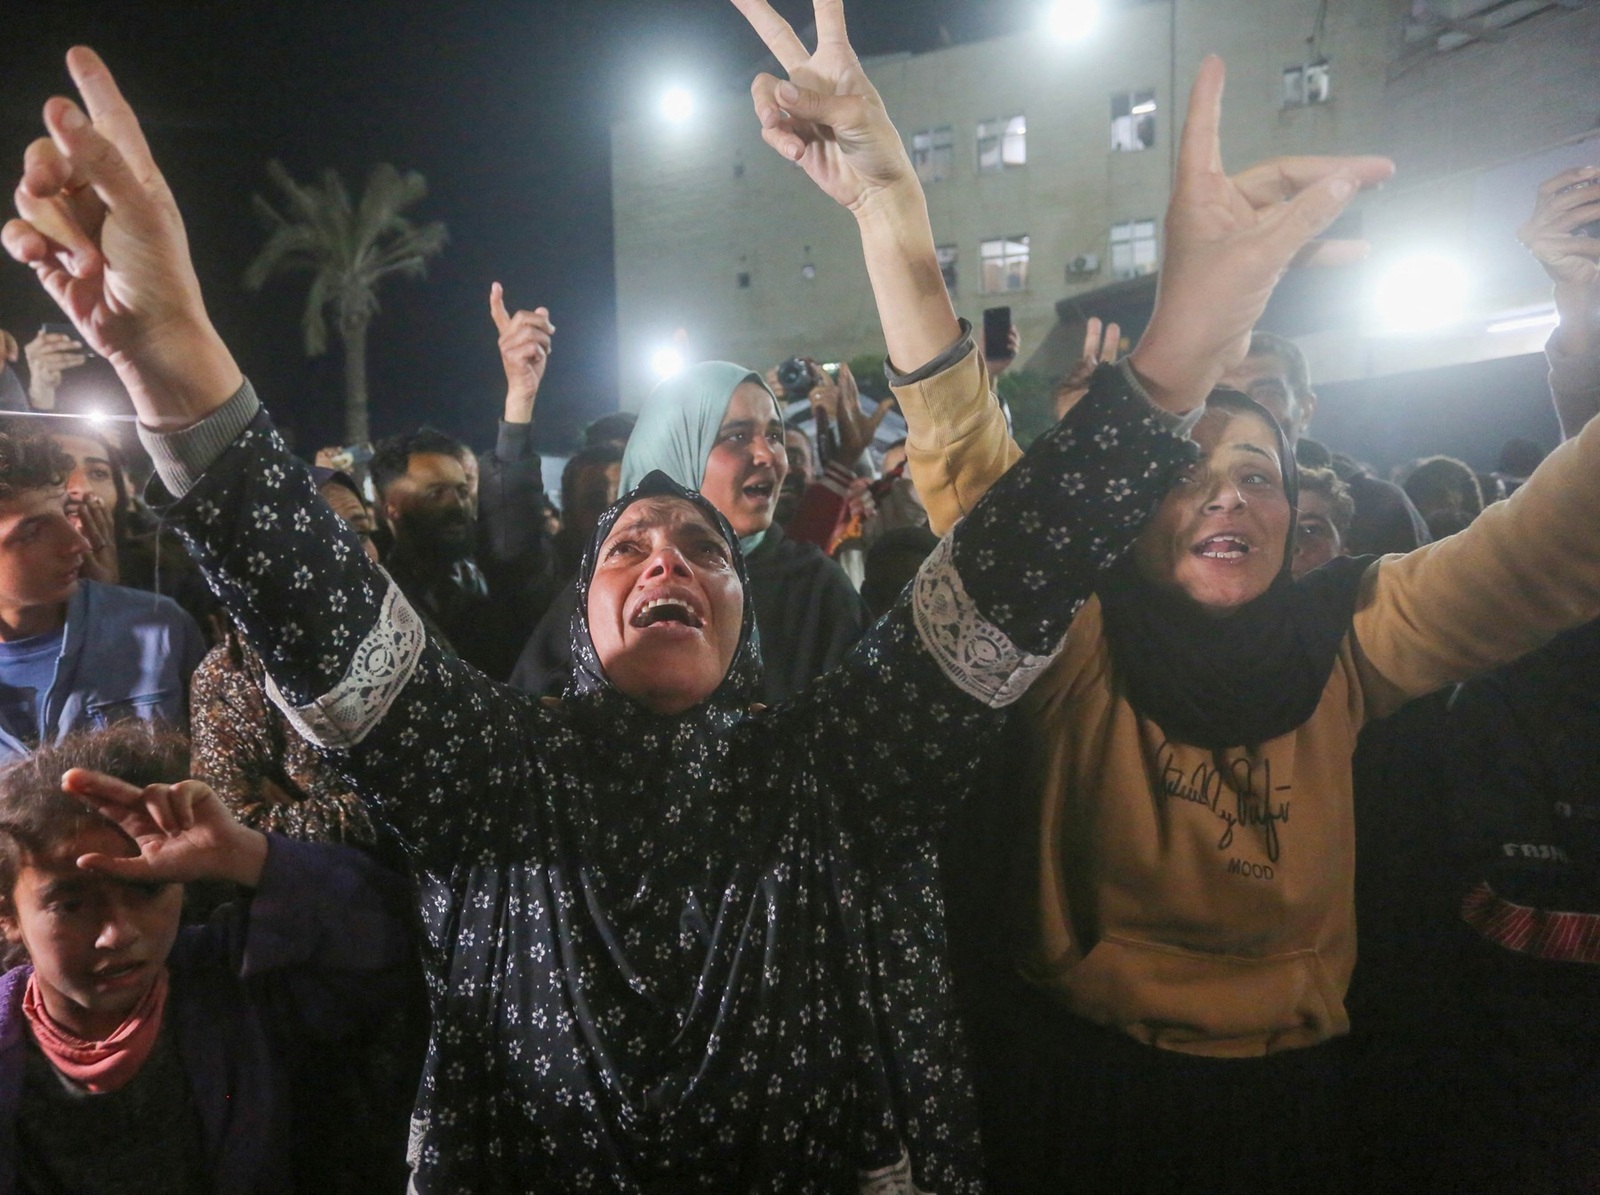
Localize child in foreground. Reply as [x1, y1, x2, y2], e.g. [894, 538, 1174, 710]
[0, 722, 414, 1194]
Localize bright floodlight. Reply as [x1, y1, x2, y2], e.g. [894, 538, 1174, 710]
[1373, 254, 1471, 334]
[661, 87, 694, 124]
[83, 409, 110, 426]
[1047, 0, 1098, 40]
[651, 346, 685, 380]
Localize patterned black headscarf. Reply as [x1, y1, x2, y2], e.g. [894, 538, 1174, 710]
[1097, 391, 1369, 750]
[568, 469, 764, 727]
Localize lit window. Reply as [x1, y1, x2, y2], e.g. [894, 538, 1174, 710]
[1110, 219, 1157, 280]
[1282, 67, 1305, 107]
[977, 115, 1026, 174]
[980, 235, 1030, 293]
[1110, 90, 1157, 152]
[937, 244, 959, 294]
[1283, 62, 1331, 106]
[1305, 61, 1331, 104]
[912, 126, 955, 183]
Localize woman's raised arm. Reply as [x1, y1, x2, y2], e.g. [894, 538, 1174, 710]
[5, 49, 545, 866]
[730, 0, 960, 373]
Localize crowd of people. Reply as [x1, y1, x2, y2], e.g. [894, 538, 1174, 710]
[0, 0, 1595, 1189]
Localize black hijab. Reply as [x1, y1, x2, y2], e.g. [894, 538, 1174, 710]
[1097, 391, 1369, 750]
[567, 468, 764, 738]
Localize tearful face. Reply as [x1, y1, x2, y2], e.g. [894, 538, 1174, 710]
[585, 496, 744, 715]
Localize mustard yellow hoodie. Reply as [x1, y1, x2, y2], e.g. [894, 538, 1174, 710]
[896, 343, 1600, 1057]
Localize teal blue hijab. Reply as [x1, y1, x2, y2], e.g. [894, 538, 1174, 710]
[620, 362, 779, 554]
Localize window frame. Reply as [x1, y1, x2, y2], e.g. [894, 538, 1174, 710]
[1109, 218, 1158, 280]
[976, 114, 1027, 175]
[1110, 89, 1158, 153]
[979, 234, 1031, 294]
[911, 124, 956, 184]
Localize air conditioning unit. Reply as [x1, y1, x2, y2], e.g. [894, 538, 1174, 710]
[1066, 253, 1100, 278]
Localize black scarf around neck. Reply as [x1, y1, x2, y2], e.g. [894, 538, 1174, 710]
[1098, 552, 1369, 750]
[1097, 391, 1370, 751]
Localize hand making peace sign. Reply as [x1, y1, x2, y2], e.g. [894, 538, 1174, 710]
[730, 0, 917, 218]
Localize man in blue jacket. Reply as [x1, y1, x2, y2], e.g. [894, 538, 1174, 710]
[0, 433, 203, 762]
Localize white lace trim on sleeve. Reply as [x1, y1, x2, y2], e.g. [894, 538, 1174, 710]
[911, 533, 1060, 708]
[263, 576, 426, 749]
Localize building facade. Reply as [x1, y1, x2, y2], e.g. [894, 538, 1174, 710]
[612, 0, 1600, 447]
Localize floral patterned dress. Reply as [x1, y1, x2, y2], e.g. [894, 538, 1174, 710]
[151, 359, 1189, 1193]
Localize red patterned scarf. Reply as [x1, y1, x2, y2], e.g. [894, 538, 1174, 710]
[21, 967, 169, 1093]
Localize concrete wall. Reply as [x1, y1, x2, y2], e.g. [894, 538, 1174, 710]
[612, 0, 1600, 406]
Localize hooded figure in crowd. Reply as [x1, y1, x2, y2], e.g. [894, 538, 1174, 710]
[510, 362, 868, 704]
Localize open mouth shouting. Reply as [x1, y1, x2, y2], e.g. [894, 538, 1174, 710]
[740, 476, 776, 506]
[627, 587, 707, 633]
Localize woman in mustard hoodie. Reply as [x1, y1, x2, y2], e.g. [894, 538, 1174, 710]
[735, 4, 1600, 1190]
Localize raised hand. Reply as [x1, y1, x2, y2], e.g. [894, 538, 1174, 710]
[0, 330, 17, 369]
[986, 323, 1022, 380]
[730, 0, 916, 217]
[730, 0, 959, 373]
[1128, 57, 1394, 415]
[22, 328, 87, 410]
[1521, 166, 1600, 438]
[819, 361, 896, 463]
[1054, 317, 1122, 421]
[489, 282, 553, 423]
[2, 47, 240, 428]
[62, 768, 268, 888]
[1519, 166, 1600, 292]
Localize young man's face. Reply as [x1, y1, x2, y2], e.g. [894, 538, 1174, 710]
[1219, 352, 1314, 445]
[382, 452, 475, 562]
[783, 428, 815, 484]
[456, 450, 480, 518]
[586, 496, 744, 715]
[2, 820, 181, 1039]
[775, 430, 814, 526]
[0, 486, 92, 620]
[1292, 491, 1345, 579]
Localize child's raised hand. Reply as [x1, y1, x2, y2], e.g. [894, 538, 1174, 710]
[61, 768, 268, 888]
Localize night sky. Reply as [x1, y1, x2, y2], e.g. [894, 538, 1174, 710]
[1, 0, 1024, 455]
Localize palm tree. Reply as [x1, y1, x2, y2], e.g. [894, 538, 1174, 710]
[245, 161, 448, 444]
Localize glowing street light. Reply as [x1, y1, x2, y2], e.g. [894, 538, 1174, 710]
[1046, 0, 1098, 41]
[1372, 254, 1471, 334]
[651, 346, 686, 380]
[661, 86, 694, 124]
